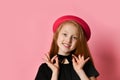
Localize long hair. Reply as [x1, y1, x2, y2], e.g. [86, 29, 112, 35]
[49, 20, 94, 64]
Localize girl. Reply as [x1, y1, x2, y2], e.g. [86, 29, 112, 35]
[35, 15, 99, 80]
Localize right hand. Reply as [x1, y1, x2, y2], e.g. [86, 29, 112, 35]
[43, 53, 59, 73]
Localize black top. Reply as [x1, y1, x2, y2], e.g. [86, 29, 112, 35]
[35, 54, 99, 80]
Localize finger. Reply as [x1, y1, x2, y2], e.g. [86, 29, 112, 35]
[85, 57, 90, 63]
[78, 55, 82, 59]
[43, 57, 51, 65]
[55, 57, 59, 66]
[51, 55, 57, 63]
[45, 60, 54, 68]
[72, 54, 79, 61]
[45, 53, 50, 61]
[42, 57, 46, 62]
[44, 55, 49, 62]
[81, 55, 84, 60]
[43, 55, 51, 63]
[44, 55, 53, 66]
[72, 57, 76, 63]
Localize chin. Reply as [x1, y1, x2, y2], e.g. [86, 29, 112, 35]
[63, 50, 71, 54]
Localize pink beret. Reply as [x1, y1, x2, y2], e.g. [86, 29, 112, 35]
[53, 15, 91, 41]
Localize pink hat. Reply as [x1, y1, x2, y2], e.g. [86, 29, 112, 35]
[53, 15, 91, 41]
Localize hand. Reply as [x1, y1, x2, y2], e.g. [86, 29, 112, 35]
[43, 53, 59, 73]
[72, 54, 90, 73]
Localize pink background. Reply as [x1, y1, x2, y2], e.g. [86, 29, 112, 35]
[0, 0, 120, 80]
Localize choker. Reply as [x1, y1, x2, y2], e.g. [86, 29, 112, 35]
[57, 54, 72, 64]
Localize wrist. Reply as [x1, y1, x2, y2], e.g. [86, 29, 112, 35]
[76, 69, 89, 80]
[52, 69, 59, 75]
[76, 69, 84, 74]
[51, 70, 59, 80]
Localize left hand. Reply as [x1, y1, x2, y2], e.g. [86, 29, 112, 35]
[43, 53, 59, 73]
[72, 54, 90, 72]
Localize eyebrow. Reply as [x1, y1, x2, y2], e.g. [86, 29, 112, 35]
[62, 30, 78, 36]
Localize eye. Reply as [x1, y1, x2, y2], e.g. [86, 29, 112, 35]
[72, 36, 78, 40]
[62, 33, 67, 37]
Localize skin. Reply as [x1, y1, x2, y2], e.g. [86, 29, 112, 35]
[44, 23, 97, 80]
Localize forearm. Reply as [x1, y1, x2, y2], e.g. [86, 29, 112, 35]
[76, 69, 89, 80]
[51, 71, 59, 80]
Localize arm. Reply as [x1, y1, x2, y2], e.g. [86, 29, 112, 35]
[51, 70, 59, 80]
[44, 54, 59, 80]
[72, 54, 99, 80]
[76, 69, 89, 80]
[72, 54, 90, 80]
[76, 69, 97, 80]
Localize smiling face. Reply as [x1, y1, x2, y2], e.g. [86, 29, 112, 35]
[57, 22, 79, 55]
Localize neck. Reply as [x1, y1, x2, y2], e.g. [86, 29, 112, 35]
[58, 52, 71, 56]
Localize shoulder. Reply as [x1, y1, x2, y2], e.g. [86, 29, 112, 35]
[84, 60, 93, 66]
[38, 63, 49, 70]
[83, 60, 99, 77]
[35, 63, 52, 80]
[37, 63, 52, 76]
[40, 63, 47, 67]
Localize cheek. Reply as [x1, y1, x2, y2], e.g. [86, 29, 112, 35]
[57, 36, 62, 45]
[57, 35, 63, 42]
[72, 40, 77, 47]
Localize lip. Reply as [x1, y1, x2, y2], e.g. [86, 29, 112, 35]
[63, 43, 71, 48]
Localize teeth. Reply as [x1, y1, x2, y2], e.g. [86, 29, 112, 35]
[63, 43, 71, 48]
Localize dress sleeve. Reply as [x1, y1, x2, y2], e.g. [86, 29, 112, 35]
[35, 63, 52, 80]
[83, 60, 99, 78]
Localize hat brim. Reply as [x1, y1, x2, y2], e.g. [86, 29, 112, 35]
[53, 15, 91, 41]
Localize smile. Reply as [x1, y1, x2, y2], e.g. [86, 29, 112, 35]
[62, 43, 71, 48]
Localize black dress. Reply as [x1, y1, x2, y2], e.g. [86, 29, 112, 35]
[35, 54, 99, 80]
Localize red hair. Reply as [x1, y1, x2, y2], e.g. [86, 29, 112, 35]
[49, 20, 94, 64]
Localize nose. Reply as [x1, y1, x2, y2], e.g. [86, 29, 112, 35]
[66, 36, 72, 43]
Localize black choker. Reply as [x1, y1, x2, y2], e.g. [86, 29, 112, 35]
[57, 54, 72, 64]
